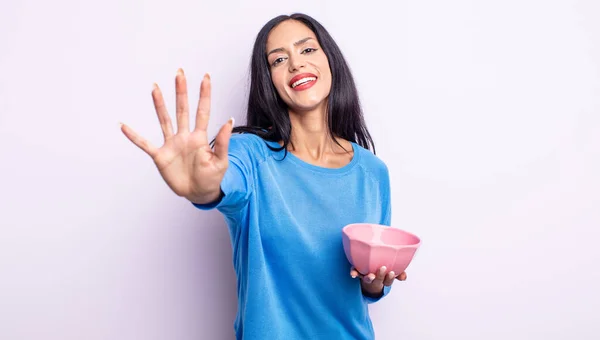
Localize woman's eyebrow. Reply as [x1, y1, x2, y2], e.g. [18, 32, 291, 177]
[267, 37, 314, 56]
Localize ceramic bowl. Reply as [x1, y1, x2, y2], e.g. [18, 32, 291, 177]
[342, 223, 421, 276]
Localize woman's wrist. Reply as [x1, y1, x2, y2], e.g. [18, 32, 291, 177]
[361, 281, 384, 298]
[187, 188, 224, 205]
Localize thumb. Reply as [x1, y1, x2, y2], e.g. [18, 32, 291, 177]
[213, 117, 234, 163]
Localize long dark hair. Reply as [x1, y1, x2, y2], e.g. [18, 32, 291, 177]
[214, 13, 375, 156]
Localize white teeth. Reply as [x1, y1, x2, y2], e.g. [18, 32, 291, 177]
[291, 77, 316, 88]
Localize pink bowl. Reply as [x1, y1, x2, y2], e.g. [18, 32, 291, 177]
[342, 223, 421, 276]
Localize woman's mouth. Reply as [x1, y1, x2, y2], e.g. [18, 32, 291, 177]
[289, 73, 318, 91]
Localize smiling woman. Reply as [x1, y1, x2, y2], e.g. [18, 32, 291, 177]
[230, 14, 376, 160]
[120, 12, 405, 340]
[266, 23, 332, 116]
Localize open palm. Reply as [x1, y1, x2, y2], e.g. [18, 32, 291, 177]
[120, 69, 234, 204]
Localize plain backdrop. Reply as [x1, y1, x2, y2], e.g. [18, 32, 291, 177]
[1, 0, 599, 339]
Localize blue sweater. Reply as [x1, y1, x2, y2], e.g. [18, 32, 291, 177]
[193, 133, 392, 339]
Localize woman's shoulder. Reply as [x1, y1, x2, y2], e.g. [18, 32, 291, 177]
[228, 132, 273, 164]
[353, 142, 390, 179]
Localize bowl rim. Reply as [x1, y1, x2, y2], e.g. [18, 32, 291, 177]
[342, 223, 421, 249]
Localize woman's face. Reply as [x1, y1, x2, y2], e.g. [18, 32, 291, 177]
[266, 20, 332, 113]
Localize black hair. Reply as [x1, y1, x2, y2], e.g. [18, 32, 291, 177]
[213, 13, 375, 156]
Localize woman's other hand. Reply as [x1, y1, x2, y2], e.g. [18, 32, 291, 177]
[350, 266, 407, 297]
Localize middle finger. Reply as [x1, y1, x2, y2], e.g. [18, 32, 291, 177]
[375, 266, 387, 282]
[175, 68, 190, 133]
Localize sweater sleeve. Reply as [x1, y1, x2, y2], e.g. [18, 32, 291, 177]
[191, 134, 255, 216]
[363, 164, 393, 304]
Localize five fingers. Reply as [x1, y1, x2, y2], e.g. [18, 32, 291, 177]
[121, 69, 233, 159]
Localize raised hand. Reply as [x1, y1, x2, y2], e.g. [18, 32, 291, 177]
[120, 69, 234, 204]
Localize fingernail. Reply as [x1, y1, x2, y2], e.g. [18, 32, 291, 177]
[206, 73, 211, 80]
[229, 117, 235, 127]
[351, 274, 356, 279]
[390, 271, 395, 277]
[177, 68, 184, 76]
[119, 122, 123, 128]
[381, 266, 387, 273]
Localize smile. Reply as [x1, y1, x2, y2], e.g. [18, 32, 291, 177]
[289, 73, 318, 91]
[291, 77, 316, 88]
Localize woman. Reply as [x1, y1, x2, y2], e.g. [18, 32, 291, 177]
[120, 13, 407, 340]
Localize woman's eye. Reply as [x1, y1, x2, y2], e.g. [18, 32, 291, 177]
[302, 48, 317, 54]
[272, 57, 285, 66]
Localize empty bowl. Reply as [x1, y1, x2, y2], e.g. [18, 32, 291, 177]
[342, 223, 421, 276]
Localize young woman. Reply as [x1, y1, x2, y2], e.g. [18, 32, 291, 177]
[121, 12, 407, 340]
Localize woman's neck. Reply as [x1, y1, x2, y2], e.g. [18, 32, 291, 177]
[286, 106, 351, 160]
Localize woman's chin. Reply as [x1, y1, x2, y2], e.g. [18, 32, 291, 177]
[287, 97, 329, 114]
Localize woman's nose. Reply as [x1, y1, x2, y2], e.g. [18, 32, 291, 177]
[288, 56, 306, 72]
